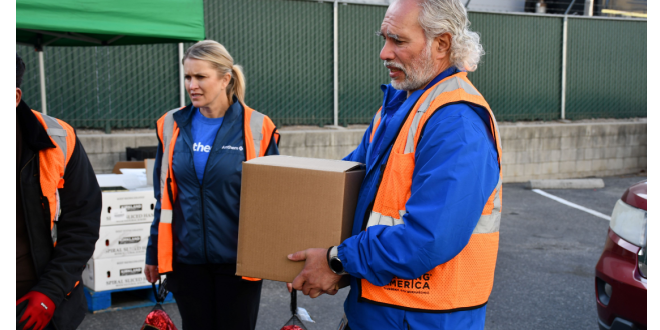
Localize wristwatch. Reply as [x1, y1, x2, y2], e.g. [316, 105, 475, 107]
[327, 246, 348, 275]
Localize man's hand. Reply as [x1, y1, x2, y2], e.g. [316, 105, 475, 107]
[288, 248, 342, 298]
[145, 264, 159, 283]
[16, 291, 55, 330]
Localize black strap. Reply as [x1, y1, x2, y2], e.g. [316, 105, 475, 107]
[151, 277, 170, 303]
[290, 289, 297, 316]
[151, 282, 160, 303]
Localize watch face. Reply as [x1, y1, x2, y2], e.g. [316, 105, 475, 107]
[330, 258, 343, 273]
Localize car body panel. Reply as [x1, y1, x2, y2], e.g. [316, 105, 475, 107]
[595, 181, 647, 330]
[621, 181, 647, 211]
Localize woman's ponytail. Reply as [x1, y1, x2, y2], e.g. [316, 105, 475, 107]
[230, 64, 246, 105]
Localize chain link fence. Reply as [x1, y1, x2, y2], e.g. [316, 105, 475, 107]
[17, 0, 647, 130]
[565, 17, 646, 120]
[468, 13, 563, 121]
[17, 43, 179, 130]
[338, 3, 390, 125]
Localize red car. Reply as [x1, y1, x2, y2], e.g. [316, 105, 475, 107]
[595, 180, 647, 330]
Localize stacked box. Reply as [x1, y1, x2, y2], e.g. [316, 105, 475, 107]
[82, 256, 151, 291]
[99, 188, 155, 226]
[92, 223, 152, 259]
[83, 173, 157, 291]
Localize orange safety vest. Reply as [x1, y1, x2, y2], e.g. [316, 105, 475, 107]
[155, 105, 279, 274]
[31, 110, 77, 247]
[359, 72, 503, 312]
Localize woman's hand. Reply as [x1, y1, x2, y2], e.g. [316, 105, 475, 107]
[145, 264, 159, 283]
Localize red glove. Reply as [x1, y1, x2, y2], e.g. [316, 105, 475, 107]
[16, 291, 55, 330]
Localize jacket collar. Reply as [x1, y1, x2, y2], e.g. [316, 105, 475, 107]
[365, 67, 460, 173]
[16, 100, 55, 151]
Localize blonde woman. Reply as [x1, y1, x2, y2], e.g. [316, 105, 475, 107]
[144, 40, 279, 329]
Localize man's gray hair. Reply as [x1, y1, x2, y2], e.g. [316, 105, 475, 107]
[417, 0, 484, 72]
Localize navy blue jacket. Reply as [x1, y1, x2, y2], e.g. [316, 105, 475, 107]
[146, 101, 279, 266]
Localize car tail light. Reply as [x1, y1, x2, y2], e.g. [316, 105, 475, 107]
[610, 199, 647, 278]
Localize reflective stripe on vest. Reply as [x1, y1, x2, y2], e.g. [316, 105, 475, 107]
[155, 105, 278, 274]
[31, 110, 76, 246]
[359, 72, 503, 313]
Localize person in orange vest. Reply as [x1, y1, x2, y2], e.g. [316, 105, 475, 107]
[287, 0, 502, 329]
[16, 52, 102, 330]
[144, 40, 279, 329]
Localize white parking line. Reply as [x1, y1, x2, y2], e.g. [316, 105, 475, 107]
[531, 189, 611, 221]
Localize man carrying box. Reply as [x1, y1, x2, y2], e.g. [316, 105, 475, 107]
[16, 53, 102, 330]
[288, 0, 502, 329]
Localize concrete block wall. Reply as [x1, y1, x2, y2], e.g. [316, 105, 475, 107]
[80, 133, 158, 174]
[79, 120, 646, 182]
[498, 122, 646, 182]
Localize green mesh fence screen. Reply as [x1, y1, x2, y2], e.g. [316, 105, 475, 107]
[16, 2, 646, 130]
[338, 4, 389, 126]
[17, 43, 179, 130]
[16, 45, 41, 110]
[565, 18, 647, 120]
[207, 0, 334, 127]
[468, 13, 563, 122]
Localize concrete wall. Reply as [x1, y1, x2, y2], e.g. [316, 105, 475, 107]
[499, 122, 646, 182]
[79, 120, 646, 182]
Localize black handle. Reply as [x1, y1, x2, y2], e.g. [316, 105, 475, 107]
[290, 289, 297, 315]
[152, 277, 169, 303]
[151, 282, 160, 303]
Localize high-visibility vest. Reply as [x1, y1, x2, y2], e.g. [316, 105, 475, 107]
[31, 110, 77, 247]
[359, 72, 503, 313]
[155, 105, 279, 274]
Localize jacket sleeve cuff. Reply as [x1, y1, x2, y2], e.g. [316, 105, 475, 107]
[337, 239, 353, 275]
[30, 282, 64, 308]
[145, 236, 158, 265]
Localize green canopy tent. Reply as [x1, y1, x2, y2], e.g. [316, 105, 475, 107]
[16, 0, 205, 114]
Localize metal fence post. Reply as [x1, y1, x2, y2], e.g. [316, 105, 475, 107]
[179, 43, 185, 107]
[333, 0, 339, 127]
[38, 50, 47, 115]
[561, 0, 576, 120]
[561, 16, 567, 120]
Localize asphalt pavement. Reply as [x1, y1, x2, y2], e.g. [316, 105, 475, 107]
[77, 174, 646, 330]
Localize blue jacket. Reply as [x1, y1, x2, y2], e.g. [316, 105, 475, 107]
[146, 101, 279, 266]
[339, 68, 500, 330]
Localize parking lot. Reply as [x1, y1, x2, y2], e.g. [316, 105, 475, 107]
[77, 174, 646, 330]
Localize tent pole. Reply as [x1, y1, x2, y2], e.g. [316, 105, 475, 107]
[38, 50, 47, 115]
[178, 43, 185, 107]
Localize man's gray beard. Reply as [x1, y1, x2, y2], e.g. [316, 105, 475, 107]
[387, 43, 437, 91]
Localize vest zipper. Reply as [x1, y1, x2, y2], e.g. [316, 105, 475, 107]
[198, 117, 227, 264]
[199, 184, 208, 263]
[186, 133, 209, 264]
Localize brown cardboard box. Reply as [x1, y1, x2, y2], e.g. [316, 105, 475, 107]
[236, 155, 365, 283]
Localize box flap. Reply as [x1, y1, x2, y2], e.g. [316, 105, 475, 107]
[245, 155, 363, 173]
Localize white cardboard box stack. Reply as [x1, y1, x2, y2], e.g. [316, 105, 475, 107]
[82, 172, 157, 291]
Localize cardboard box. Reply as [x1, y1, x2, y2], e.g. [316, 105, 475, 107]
[236, 155, 364, 283]
[92, 223, 152, 259]
[100, 188, 156, 226]
[82, 256, 150, 291]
